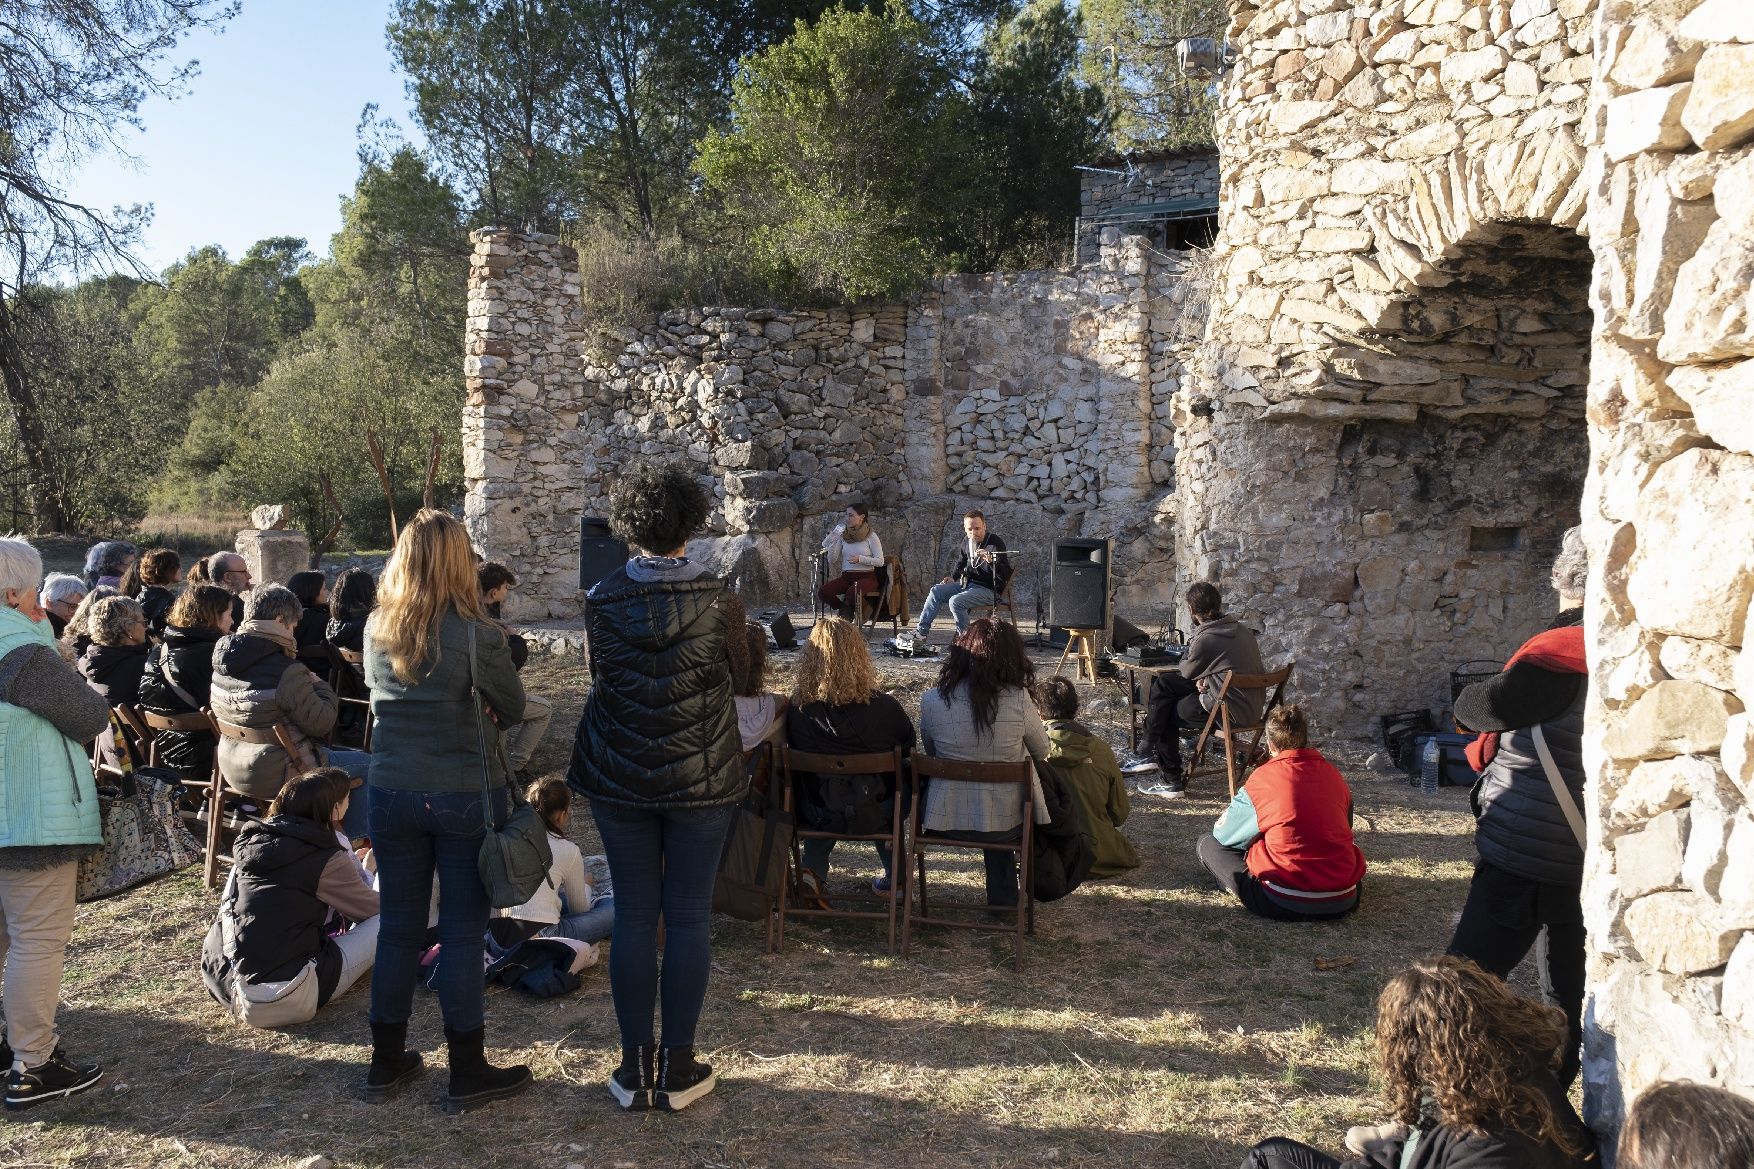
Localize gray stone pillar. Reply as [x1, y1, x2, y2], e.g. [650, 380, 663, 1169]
[236, 529, 310, 589]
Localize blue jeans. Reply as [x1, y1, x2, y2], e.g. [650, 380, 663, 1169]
[539, 894, 616, 944]
[368, 784, 509, 1032]
[327, 748, 372, 839]
[591, 800, 735, 1049]
[913, 582, 996, 637]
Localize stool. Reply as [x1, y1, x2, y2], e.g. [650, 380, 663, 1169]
[1055, 628, 1099, 682]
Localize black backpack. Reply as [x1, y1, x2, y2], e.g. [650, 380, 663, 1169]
[798, 767, 896, 836]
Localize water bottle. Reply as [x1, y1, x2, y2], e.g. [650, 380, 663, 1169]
[1419, 737, 1441, 795]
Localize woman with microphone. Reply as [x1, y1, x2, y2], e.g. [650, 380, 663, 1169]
[816, 503, 884, 620]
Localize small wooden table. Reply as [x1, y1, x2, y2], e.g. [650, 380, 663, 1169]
[1055, 628, 1100, 683]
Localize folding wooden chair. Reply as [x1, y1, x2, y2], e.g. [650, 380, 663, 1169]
[777, 746, 908, 954]
[966, 573, 1018, 625]
[900, 757, 1036, 971]
[858, 557, 911, 635]
[208, 716, 305, 889]
[1185, 663, 1295, 797]
[138, 707, 224, 848]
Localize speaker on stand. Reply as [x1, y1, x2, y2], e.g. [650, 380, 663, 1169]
[1047, 538, 1112, 636]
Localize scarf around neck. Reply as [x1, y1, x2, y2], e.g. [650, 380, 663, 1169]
[240, 618, 296, 655]
[843, 517, 872, 544]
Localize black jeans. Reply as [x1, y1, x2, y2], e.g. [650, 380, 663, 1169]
[940, 827, 1021, 907]
[1196, 833, 1359, 923]
[1240, 1138, 1341, 1169]
[1447, 857, 1585, 1088]
[1144, 673, 1205, 771]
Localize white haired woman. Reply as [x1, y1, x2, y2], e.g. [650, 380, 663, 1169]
[0, 537, 108, 1108]
[36, 575, 85, 641]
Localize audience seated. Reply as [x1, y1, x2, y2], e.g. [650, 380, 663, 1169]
[497, 778, 614, 945]
[77, 596, 151, 709]
[201, 768, 380, 1028]
[58, 585, 117, 662]
[1621, 1081, 1754, 1169]
[1197, 705, 1363, 921]
[287, 570, 332, 664]
[37, 573, 86, 641]
[82, 540, 136, 590]
[785, 616, 915, 900]
[138, 584, 234, 780]
[1032, 677, 1139, 880]
[725, 598, 786, 751]
[1242, 955, 1595, 1169]
[479, 561, 551, 779]
[210, 585, 370, 838]
[121, 548, 181, 638]
[326, 566, 375, 656]
[917, 618, 1051, 911]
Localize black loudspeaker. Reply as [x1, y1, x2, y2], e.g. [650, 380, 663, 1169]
[1112, 615, 1150, 651]
[579, 516, 628, 592]
[760, 610, 796, 650]
[1048, 538, 1111, 630]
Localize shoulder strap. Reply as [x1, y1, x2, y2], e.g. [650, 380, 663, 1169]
[154, 646, 204, 712]
[467, 622, 495, 832]
[1531, 725, 1586, 848]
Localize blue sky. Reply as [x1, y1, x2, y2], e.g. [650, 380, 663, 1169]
[64, 0, 419, 278]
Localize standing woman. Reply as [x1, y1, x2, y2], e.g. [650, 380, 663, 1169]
[817, 502, 884, 620]
[360, 510, 529, 1110]
[569, 466, 745, 1113]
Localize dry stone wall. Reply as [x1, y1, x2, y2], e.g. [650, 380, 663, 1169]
[464, 232, 1207, 625]
[1573, 0, 1754, 1141]
[1076, 151, 1222, 263]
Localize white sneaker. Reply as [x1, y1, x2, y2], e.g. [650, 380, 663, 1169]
[1120, 758, 1160, 776]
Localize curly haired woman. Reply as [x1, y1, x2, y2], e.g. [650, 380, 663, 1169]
[1241, 955, 1596, 1169]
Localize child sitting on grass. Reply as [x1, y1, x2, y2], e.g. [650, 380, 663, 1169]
[1031, 676, 1138, 879]
[498, 778, 614, 944]
[1196, 704, 1364, 921]
[1243, 955, 1597, 1169]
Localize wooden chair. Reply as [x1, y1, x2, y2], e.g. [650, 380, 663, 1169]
[965, 573, 1018, 625]
[138, 707, 225, 851]
[208, 716, 302, 889]
[858, 557, 911, 635]
[320, 646, 374, 750]
[777, 746, 908, 954]
[900, 757, 1036, 971]
[1185, 663, 1296, 797]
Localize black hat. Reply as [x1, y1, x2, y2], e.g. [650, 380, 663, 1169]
[1454, 659, 1585, 733]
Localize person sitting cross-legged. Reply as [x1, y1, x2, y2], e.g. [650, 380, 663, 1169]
[1241, 955, 1596, 1169]
[1032, 677, 1139, 880]
[1196, 704, 1364, 922]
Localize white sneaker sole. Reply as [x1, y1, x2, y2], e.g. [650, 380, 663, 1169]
[608, 1076, 654, 1111]
[657, 1071, 716, 1112]
[5, 1068, 101, 1110]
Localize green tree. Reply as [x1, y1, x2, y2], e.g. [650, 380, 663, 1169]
[0, 0, 236, 530]
[1078, 0, 1226, 150]
[696, 6, 975, 301]
[964, 0, 1109, 268]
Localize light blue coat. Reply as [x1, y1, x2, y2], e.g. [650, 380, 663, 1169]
[0, 606, 102, 848]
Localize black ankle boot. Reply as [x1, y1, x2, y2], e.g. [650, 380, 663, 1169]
[443, 1026, 531, 1112]
[364, 1021, 423, 1101]
[656, 1046, 716, 1112]
[608, 1043, 655, 1111]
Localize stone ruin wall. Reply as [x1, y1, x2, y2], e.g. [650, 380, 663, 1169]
[463, 232, 1207, 628]
[1076, 151, 1223, 263]
[1199, 0, 1754, 1143]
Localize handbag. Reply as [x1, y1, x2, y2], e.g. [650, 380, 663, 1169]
[467, 622, 553, 908]
[77, 765, 203, 902]
[205, 874, 321, 1028]
[714, 746, 794, 921]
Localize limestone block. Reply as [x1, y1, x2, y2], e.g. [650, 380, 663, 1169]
[1724, 713, 1754, 801]
[1356, 557, 1402, 593]
[724, 496, 798, 535]
[1603, 83, 1694, 162]
[1609, 755, 1723, 828]
[1627, 449, 1754, 642]
[249, 504, 289, 530]
[1668, 361, 1754, 454]
[1660, 635, 1739, 691]
[236, 529, 310, 590]
[1626, 176, 1718, 339]
[1271, 101, 1332, 132]
[1683, 45, 1754, 150]
[1623, 891, 1741, 973]
[1440, 46, 1509, 86]
[1725, 933, 1754, 1026]
[1605, 680, 1741, 760]
[1721, 813, 1754, 907]
[1611, 21, 1705, 89]
[1616, 807, 1690, 898]
[1660, 217, 1754, 364]
[1683, 792, 1731, 896]
[1679, 0, 1754, 44]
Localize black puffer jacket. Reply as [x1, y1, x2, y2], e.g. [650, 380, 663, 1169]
[201, 816, 344, 1004]
[569, 566, 745, 809]
[139, 624, 223, 776]
[139, 585, 177, 638]
[1475, 686, 1587, 887]
[326, 614, 367, 655]
[78, 642, 150, 707]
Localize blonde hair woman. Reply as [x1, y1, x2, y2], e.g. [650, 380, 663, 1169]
[786, 616, 915, 898]
[361, 510, 530, 1111]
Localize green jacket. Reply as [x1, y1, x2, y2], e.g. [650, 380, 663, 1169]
[1043, 720, 1139, 879]
[366, 610, 526, 794]
[0, 606, 102, 849]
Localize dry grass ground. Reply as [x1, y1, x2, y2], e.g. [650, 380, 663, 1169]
[8, 637, 1484, 1169]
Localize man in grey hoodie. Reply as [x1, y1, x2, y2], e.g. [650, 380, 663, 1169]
[1141, 581, 1265, 796]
